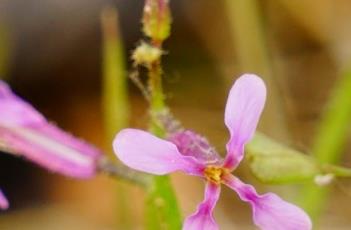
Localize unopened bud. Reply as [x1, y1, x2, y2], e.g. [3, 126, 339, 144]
[142, 0, 171, 42]
[132, 42, 163, 67]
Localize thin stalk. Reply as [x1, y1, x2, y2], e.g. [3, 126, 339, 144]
[98, 157, 150, 187]
[145, 39, 182, 230]
[141, 1, 182, 228]
[299, 69, 351, 221]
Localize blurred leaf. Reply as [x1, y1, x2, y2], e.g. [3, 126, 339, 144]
[146, 176, 182, 230]
[246, 132, 320, 184]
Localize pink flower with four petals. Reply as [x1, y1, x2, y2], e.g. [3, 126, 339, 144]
[113, 74, 312, 230]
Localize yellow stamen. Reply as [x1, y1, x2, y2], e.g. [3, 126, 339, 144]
[204, 166, 228, 184]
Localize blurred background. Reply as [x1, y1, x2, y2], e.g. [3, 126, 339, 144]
[0, 0, 351, 229]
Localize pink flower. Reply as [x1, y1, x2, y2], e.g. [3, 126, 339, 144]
[113, 74, 312, 230]
[0, 189, 9, 210]
[0, 80, 102, 209]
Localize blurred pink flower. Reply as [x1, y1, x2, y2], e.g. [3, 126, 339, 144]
[0, 189, 9, 210]
[0, 80, 102, 209]
[113, 74, 312, 230]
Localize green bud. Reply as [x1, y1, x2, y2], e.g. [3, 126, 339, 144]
[142, 0, 171, 42]
[246, 133, 320, 184]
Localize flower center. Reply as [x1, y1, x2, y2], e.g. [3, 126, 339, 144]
[204, 166, 228, 184]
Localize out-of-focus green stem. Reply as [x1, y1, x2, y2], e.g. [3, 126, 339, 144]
[312, 72, 351, 164]
[224, 0, 290, 141]
[299, 69, 351, 220]
[101, 7, 131, 229]
[102, 7, 129, 143]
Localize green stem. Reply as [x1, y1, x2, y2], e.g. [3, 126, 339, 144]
[149, 61, 165, 112]
[148, 60, 167, 136]
[145, 61, 182, 230]
[322, 164, 351, 178]
[299, 69, 351, 220]
[145, 27, 182, 230]
[102, 7, 129, 142]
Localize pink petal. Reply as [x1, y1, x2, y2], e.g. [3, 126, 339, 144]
[224, 175, 312, 230]
[169, 130, 222, 165]
[0, 80, 102, 178]
[113, 129, 204, 175]
[223, 74, 266, 169]
[0, 81, 45, 126]
[0, 189, 9, 210]
[183, 182, 220, 230]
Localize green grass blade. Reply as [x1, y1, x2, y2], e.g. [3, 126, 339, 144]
[299, 69, 351, 220]
[101, 7, 129, 143]
[101, 7, 131, 229]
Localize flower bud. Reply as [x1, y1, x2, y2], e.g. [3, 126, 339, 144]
[142, 0, 171, 42]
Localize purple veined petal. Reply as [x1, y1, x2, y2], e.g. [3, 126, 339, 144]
[224, 174, 312, 230]
[169, 130, 222, 165]
[183, 182, 220, 230]
[223, 74, 266, 170]
[113, 128, 205, 176]
[0, 80, 102, 178]
[0, 189, 9, 210]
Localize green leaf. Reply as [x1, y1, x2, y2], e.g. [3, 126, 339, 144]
[246, 132, 320, 184]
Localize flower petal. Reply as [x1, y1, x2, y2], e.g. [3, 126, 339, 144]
[0, 189, 9, 210]
[223, 74, 266, 169]
[169, 130, 222, 165]
[224, 175, 312, 230]
[183, 182, 220, 230]
[0, 81, 45, 126]
[0, 80, 102, 178]
[113, 129, 204, 175]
